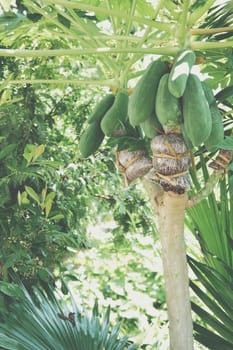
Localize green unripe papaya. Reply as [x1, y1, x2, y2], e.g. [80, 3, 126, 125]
[180, 124, 193, 150]
[182, 74, 212, 147]
[140, 113, 163, 138]
[128, 59, 169, 126]
[168, 50, 196, 98]
[79, 120, 105, 158]
[204, 106, 224, 152]
[100, 90, 129, 136]
[88, 94, 115, 124]
[201, 82, 224, 152]
[201, 81, 215, 106]
[155, 73, 182, 127]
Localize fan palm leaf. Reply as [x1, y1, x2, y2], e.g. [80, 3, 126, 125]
[0, 283, 137, 350]
[189, 255, 233, 349]
[199, 0, 233, 39]
[186, 157, 233, 278]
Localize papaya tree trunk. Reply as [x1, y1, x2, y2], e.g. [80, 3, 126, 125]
[157, 191, 193, 350]
[142, 180, 194, 350]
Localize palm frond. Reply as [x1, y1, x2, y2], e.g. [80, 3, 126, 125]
[0, 283, 138, 350]
[189, 256, 233, 349]
[200, 0, 233, 39]
[186, 163, 233, 277]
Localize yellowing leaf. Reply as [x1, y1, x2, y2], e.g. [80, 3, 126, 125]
[44, 192, 56, 205]
[33, 144, 45, 160]
[25, 186, 40, 204]
[45, 192, 56, 218]
[45, 200, 53, 218]
[41, 187, 47, 203]
[17, 191, 21, 206]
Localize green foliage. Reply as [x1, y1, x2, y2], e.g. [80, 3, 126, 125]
[65, 219, 166, 348]
[0, 282, 138, 350]
[186, 162, 233, 348]
[186, 161, 233, 276]
[0, 52, 158, 293]
[189, 256, 233, 350]
[0, 59, 95, 285]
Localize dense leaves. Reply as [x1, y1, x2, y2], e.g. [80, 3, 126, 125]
[189, 256, 233, 349]
[0, 282, 138, 350]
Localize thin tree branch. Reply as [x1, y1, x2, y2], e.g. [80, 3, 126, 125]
[191, 26, 233, 36]
[41, 0, 173, 32]
[6, 79, 117, 87]
[0, 47, 180, 58]
[186, 170, 223, 209]
[191, 40, 233, 50]
[177, 0, 191, 47]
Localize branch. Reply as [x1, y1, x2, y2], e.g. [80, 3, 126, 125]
[41, 0, 173, 32]
[191, 40, 233, 50]
[178, 0, 191, 47]
[23, 0, 118, 75]
[6, 79, 117, 87]
[0, 47, 180, 58]
[186, 170, 223, 209]
[191, 26, 233, 36]
[120, 0, 166, 86]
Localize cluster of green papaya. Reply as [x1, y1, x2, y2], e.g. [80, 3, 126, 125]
[79, 90, 129, 158]
[80, 50, 224, 158]
[128, 50, 224, 152]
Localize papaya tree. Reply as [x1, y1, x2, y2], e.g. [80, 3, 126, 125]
[0, 1, 233, 349]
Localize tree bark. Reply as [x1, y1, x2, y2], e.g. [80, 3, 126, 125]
[142, 179, 194, 350]
[157, 191, 193, 350]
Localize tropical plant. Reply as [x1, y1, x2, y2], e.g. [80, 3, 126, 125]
[185, 158, 233, 349]
[0, 1, 233, 350]
[189, 256, 233, 350]
[187, 163, 233, 274]
[0, 281, 137, 350]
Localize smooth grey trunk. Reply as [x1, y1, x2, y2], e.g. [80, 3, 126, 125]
[143, 180, 194, 350]
[158, 191, 194, 350]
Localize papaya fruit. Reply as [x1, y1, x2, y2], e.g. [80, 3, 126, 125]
[182, 74, 212, 147]
[180, 124, 193, 150]
[128, 59, 169, 126]
[201, 81, 224, 152]
[168, 50, 196, 98]
[155, 73, 182, 127]
[100, 90, 129, 136]
[88, 94, 115, 124]
[140, 113, 163, 139]
[79, 120, 105, 158]
[204, 106, 224, 152]
[201, 81, 215, 106]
